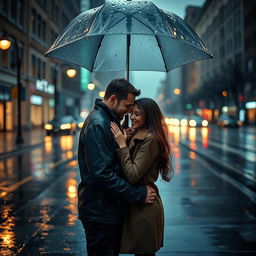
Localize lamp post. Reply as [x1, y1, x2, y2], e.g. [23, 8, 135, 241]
[0, 36, 24, 144]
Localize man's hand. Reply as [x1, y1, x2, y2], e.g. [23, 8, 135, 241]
[145, 185, 156, 204]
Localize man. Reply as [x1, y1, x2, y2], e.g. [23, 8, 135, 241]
[78, 79, 156, 256]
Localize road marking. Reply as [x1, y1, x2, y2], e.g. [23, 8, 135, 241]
[197, 156, 256, 203]
[189, 137, 256, 163]
[0, 176, 33, 198]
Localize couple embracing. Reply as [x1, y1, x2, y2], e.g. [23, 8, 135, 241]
[77, 78, 174, 256]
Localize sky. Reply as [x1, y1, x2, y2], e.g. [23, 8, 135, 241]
[129, 0, 206, 99]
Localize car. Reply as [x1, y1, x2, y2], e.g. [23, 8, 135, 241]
[44, 115, 77, 135]
[188, 115, 208, 127]
[217, 114, 241, 127]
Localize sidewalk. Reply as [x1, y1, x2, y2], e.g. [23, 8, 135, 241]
[0, 128, 49, 159]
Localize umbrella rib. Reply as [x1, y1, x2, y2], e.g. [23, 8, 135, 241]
[155, 36, 168, 72]
[91, 35, 105, 71]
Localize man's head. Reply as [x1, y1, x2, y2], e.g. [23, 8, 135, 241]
[102, 79, 141, 120]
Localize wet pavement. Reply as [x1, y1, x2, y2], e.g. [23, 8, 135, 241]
[0, 126, 255, 255]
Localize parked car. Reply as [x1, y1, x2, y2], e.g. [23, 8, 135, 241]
[217, 114, 241, 127]
[188, 115, 208, 127]
[44, 116, 77, 135]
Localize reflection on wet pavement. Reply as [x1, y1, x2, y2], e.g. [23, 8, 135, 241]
[0, 128, 255, 255]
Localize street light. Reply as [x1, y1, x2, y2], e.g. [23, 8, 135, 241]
[66, 68, 77, 78]
[0, 36, 24, 144]
[88, 83, 95, 90]
[99, 91, 105, 98]
[173, 88, 181, 95]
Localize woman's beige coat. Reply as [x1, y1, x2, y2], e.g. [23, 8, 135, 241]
[116, 129, 164, 254]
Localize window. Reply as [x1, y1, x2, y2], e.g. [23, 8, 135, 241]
[42, 62, 46, 79]
[37, 15, 41, 39]
[10, 0, 17, 22]
[37, 58, 41, 78]
[42, 21, 46, 42]
[17, 0, 25, 27]
[0, 0, 9, 15]
[32, 54, 36, 77]
[32, 9, 36, 35]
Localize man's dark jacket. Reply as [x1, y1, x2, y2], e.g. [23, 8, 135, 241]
[78, 99, 147, 224]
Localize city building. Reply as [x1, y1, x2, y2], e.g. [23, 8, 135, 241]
[243, 0, 256, 124]
[182, 0, 254, 123]
[0, 0, 81, 132]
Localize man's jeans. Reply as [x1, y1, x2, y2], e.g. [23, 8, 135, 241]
[81, 220, 122, 256]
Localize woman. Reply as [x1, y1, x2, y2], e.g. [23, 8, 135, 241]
[110, 98, 174, 256]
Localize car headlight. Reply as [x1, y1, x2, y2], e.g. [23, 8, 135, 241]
[60, 124, 71, 130]
[180, 119, 188, 126]
[189, 120, 197, 127]
[202, 120, 208, 127]
[78, 122, 83, 128]
[164, 118, 171, 125]
[45, 124, 53, 130]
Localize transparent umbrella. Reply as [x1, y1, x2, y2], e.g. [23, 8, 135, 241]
[45, 0, 213, 79]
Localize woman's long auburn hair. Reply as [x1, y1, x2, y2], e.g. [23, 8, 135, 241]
[135, 98, 174, 181]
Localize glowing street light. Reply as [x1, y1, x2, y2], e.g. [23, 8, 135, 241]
[88, 83, 95, 90]
[173, 88, 181, 95]
[0, 38, 11, 50]
[99, 91, 105, 98]
[222, 91, 228, 97]
[66, 68, 77, 78]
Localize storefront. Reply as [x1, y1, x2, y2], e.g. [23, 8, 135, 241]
[0, 86, 13, 131]
[30, 79, 55, 128]
[246, 101, 256, 124]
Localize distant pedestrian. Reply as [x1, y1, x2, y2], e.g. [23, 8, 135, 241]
[111, 98, 174, 256]
[77, 79, 156, 256]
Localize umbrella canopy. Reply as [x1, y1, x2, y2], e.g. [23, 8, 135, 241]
[45, 0, 213, 72]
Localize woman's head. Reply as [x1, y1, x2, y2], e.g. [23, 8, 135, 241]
[131, 98, 174, 181]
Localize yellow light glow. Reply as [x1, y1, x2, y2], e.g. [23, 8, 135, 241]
[222, 91, 228, 97]
[60, 124, 71, 130]
[0, 39, 11, 50]
[44, 124, 53, 130]
[180, 119, 188, 126]
[88, 83, 95, 90]
[173, 88, 181, 95]
[78, 122, 83, 128]
[202, 120, 208, 127]
[164, 117, 171, 125]
[66, 69, 77, 78]
[189, 120, 197, 127]
[99, 91, 105, 98]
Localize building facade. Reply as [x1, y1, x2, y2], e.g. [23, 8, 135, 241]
[0, 0, 81, 132]
[182, 0, 255, 124]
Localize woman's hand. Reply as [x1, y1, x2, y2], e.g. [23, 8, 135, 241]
[110, 122, 127, 148]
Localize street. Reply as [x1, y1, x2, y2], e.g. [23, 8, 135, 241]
[0, 125, 255, 255]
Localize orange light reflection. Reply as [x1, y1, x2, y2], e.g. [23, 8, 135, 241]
[60, 135, 74, 151]
[0, 206, 16, 254]
[189, 128, 197, 150]
[201, 127, 209, 149]
[44, 136, 53, 153]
